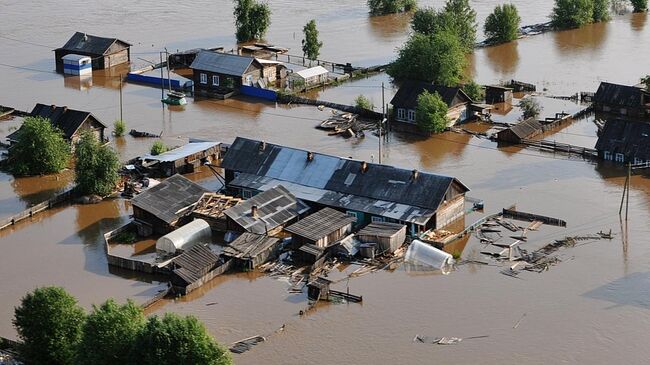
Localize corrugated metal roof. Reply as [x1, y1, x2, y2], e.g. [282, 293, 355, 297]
[140, 141, 219, 162]
[357, 222, 406, 237]
[222, 233, 279, 260]
[294, 66, 328, 79]
[131, 174, 209, 224]
[595, 119, 650, 161]
[224, 185, 309, 235]
[222, 137, 468, 215]
[8, 103, 106, 142]
[285, 207, 355, 241]
[56, 32, 130, 55]
[390, 80, 472, 110]
[190, 50, 257, 77]
[594, 82, 646, 108]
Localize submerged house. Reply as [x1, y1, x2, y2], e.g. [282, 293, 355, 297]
[190, 50, 263, 97]
[192, 193, 244, 231]
[55, 32, 131, 72]
[130, 174, 209, 235]
[593, 82, 650, 119]
[168, 244, 225, 295]
[7, 103, 107, 146]
[485, 85, 513, 104]
[356, 222, 407, 255]
[390, 81, 474, 133]
[222, 233, 280, 270]
[595, 119, 650, 164]
[221, 137, 470, 236]
[495, 118, 543, 144]
[285, 207, 356, 248]
[137, 140, 221, 177]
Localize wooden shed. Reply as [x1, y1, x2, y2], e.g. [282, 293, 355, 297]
[495, 118, 543, 144]
[138, 141, 221, 177]
[307, 276, 333, 301]
[55, 32, 131, 72]
[285, 207, 356, 248]
[168, 244, 227, 295]
[222, 233, 280, 270]
[191, 193, 243, 231]
[356, 222, 407, 254]
[485, 85, 513, 104]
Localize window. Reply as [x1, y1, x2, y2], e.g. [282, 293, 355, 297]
[407, 109, 416, 122]
[604, 151, 612, 161]
[242, 189, 252, 199]
[635, 158, 643, 165]
[200, 73, 207, 84]
[615, 153, 625, 163]
[346, 211, 358, 222]
[212, 75, 219, 86]
[397, 108, 406, 120]
[371, 216, 385, 223]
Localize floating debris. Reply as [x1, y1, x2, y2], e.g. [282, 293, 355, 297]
[229, 335, 266, 354]
[413, 335, 489, 345]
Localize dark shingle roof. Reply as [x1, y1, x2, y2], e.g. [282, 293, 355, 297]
[56, 32, 131, 55]
[223, 185, 309, 234]
[222, 233, 279, 260]
[357, 222, 406, 238]
[285, 207, 355, 242]
[190, 50, 258, 77]
[507, 118, 543, 139]
[594, 82, 646, 108]
[131, 174, 209, 225]
[221, 137, 469, 213]
[7, 103, 106, 142]
[595, 119, 650, 161]
[171, 244, 220, 285]
[390, 80, 472, 110]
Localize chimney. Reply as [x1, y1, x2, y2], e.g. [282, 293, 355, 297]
[63, 106, 68, 113]
[307, 151, 314, 162]
[51, 104, 56, 110]
[83, 33, 88, 42]
[259, 141, 266, 151]
[411, 169, 419, 181]
[251, 205, 258, 218]
[361, 161, 368, 173]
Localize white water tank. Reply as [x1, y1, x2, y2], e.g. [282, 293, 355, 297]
[156, 219, 211, 255]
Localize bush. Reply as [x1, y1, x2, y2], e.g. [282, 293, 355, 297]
[233, 0, 271, 42]
[518, 97, 543, 120]
[134, 313, 232, 365]
[631, 0, 648, 12]
[354, 95, 375, 110]
[74, 131, 120, 196]
[76, 300, 146, 365]
[7, 116, 71, 176]
[387, 31, 466, 86]
[592, 0, 610, 22]
[150, 140, 168, 155]
[416, 90, 449, 133]
[13, 287, 86, 365]
[411, 1, 476, 51]
[642, 75, 650, 92]
[367, 0, 417, 15]
[302, 20, 323, 61]
[551, 0, 594, 29]
[113, 119, 126, 137]
[463, 81, 483, 102]
[484, 4, 521, 43]
[114, 231, 137, 244]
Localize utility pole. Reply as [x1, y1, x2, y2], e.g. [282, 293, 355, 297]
[165, 48, 171, 92]
[626, 162, 631, 221]
[380, 82, 385, 164]
[159, 51, 164, 100]
[119, 75, 123, 122]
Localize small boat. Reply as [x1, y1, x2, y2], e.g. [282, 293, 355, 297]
[129, 129, 160, 138]
[161, 91, 187, 106]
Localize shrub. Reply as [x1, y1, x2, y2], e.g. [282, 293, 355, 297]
[592, 0, 610, 22]
[518, 97, 543, 120]
[411, 1, 477, 51]
[484, 4, 521, 43]
[642, 75, 650, 92]
[7, 116, 71, 176]
[354, 95, 375, 110]
[113, 119, 126, 137]
[150, 140, 168, 155]
[367, 0, 417, 15]
[551, 0, 594, 29]
[74, 131, 120, 196]
[631, 0, 648, 12]
[416, 90, 449, 133]
[463, 80, 483, 102]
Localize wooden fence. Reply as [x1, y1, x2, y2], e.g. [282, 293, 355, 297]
[278, 95, 383, 120]
[521, 139, 598, 159]
[0, 189, 74, 231]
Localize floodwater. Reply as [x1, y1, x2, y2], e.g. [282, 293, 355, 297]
[1, 1, 650, 364]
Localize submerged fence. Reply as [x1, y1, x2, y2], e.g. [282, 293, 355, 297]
[0, 189, 74, 231]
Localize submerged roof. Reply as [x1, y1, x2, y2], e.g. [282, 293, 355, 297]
[222, 137, 469, 216]
[140, 141, 219, 162]
[285, 207, 355, 241]
[224, 185, 309, 234]
[357, 222, 407, 238]
[190, 50, 258, 76]
[131, 174, 209, 224]
[171, 244, 220, 285]
[390, 80, 472, 109]
[7, 103, 106, 142]
[293, 66, 329, 79]
[595, 119, 650, 161]
[56, 32, 131, 55]
[499, 118, 543, 139]
[594, 82, 646, 108]
[222, 233, 279, 260]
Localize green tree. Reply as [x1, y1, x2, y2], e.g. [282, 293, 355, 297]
[551, 0, 594, 29]
[443, 0, 478, 50]
[74, 131, 120, 196]
[233, 0, 271, 42]
[76, 299, 146, 365]
[13, 287, 86, 365]
[367, 0, 417, 15]
[387, 31, 466, 86]
[302, 19, 323, 61]
[463, 81, 482, 102]
[354, 95, 374, 110]
[631, 0, 648, 12]
[134, 313, 232, 365]
[484, 4, 521, 43]
[113, 119, 126, 137]
[150, 140, 168, 155]
[642, 75, 650, 91]
[416, 90, 449, 133]
[518, 97, 543, 119]
[7, 116, 70, 176]
[592, 0, 610, 21]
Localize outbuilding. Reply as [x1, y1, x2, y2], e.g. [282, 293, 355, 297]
[495, 118, 543, 144]
[168, 244, 225, 295]
[222, 233, 280, 270]
[285, 207, 356, 248]
[138, 140, 221, 177]
[356, 222, 407, 255]
[485, 85, 513, 104]
[288, 66, 329, 89]
[156, 219, 212, 255]
[61, 54, 92, 76]
[55, 32, 131, 73]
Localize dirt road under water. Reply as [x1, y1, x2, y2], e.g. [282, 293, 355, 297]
[1, 1, 650, 363]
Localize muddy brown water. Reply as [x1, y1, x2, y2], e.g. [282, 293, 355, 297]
[1, 2, 650, 364]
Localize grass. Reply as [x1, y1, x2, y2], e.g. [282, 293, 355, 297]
[114, 231, 137, 244]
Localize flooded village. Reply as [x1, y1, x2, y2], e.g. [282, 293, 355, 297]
[1, 0, 650, 364]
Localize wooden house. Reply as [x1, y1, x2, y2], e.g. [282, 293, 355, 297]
[288, 66, 329, 88]
[485, 85, 513, 104]
[256, 59, 287, 83]
[7, 103, 107, 146]
[138, 141, 221, 177]
[190, 50, 263, 98]
[222, 233, 280, 270]
[593, 82, 650, 119]
[495, 118, 543, 144]
[307, 276, 333, 301]
[130, 174, 209, 235]
[221, 137, 470, 236]
[285, 207, 356, 248]
[192, 193, 243, 231]
[168, 244, 226, 295]
[390, 81, 474, 133]
[595, 119, 650, 164]
[55, 32, 131, 73]
[356, 222, 407, 254]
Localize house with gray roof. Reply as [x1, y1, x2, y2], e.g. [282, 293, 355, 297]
[221, 137, 470, 236]
[190, 50, 263, 97]
[594, 82, 650, 119]
[54, 32, 131, 72]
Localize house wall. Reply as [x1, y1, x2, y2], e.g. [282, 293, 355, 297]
[55, 46, 129, 73]
[486, 89, 513, 104]
[72, 118, 106, 145]
[104, 49, 129, 69]
[193, 70, 242, 95]
[434, 194, 465, 229]
[594, 103, 648, 118]
[133, 206, 174, 235]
